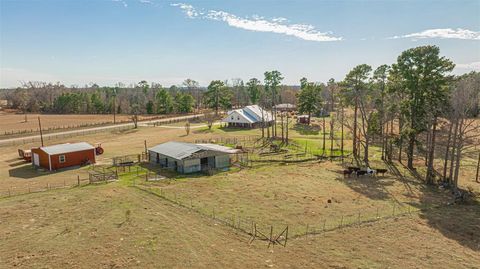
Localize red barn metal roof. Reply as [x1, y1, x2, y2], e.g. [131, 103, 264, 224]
[40, 142, 94, 155]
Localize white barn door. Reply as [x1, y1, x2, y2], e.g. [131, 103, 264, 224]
[33, 153, 40, 166]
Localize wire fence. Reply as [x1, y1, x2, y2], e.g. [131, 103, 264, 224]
[0, 175, 90, 198]
[0, 114, 204, 147]
[130, 175, 440, 247]
[195, 135, 347, 166]
[0, 146, 443, 248]
[1, 114, 198, 138]
[0, 125, 133, 147]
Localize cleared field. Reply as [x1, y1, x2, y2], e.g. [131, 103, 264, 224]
[0, 184, 478, 268]
[1, 119, 479, 268]
[0, 112, 173, 135]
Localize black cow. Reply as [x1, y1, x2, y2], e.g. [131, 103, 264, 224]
[347, 166, 360, 172]
[342, 169, 354, 178]
[356, 170, 368, 177]
[376, 168, 388, 176]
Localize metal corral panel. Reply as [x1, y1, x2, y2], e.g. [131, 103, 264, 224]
[183, 159, 201, 173]
[215, 155, 230, 168]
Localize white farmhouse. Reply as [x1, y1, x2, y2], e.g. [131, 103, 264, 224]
[222, 105, 273, 128]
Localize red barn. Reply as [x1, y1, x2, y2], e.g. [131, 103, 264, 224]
[31, 142, 96, 171]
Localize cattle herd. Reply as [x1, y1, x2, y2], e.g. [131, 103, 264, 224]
[342, 167, 388, 178]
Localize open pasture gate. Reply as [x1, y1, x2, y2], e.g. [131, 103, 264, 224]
[249, 224, 288, 248]
[88, 169, 118, 183]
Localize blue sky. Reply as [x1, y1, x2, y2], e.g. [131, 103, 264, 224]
[1, 0, 479, 88]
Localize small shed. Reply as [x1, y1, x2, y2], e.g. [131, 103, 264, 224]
[274, 103, 296, 112]
[297, 115, 310, 124]
[31, 142, 96, 171]
[148, 141, 239, 174]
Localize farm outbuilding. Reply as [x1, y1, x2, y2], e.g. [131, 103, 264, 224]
[274, 103, 296, 112]
[297, 115, 310, 124]
[222, 105, 273, 128]
[31, 142, 96, 171]
[148, 142, 239, 174]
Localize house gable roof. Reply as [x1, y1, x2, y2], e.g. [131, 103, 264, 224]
[222, 105, 272, 123]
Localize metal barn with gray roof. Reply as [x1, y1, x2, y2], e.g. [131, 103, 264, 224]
[148, 141, 239, 174]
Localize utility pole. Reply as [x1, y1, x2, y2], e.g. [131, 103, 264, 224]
[38, 116, 44, 147]
[113, 87, 117, 124]
[476, 151, 480, 183]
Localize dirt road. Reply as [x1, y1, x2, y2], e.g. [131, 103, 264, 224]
[0, 114, 203, 146]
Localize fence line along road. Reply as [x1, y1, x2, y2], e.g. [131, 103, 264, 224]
[0, 114, 204, 147]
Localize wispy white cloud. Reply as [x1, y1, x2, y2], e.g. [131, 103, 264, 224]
[112, 0, 128, 8]
[390, 28, 480, 40]
[138, 0, 152, 4]
[171, 3, 200, 18]
[171, 3, 342, 42]
[456, 61, 480, 70]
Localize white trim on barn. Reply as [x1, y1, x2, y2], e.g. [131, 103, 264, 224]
[222, 105, 273, 128]
[148, 142, 239, 174]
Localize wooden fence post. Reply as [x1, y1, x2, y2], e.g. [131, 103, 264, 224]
[77, 175, 80, 186]
[269, 225, 273, 248]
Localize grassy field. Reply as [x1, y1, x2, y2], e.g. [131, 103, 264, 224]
[127, 159, 453, 235]
[1, 118, 479, 268]
[0, 184, 478, 268]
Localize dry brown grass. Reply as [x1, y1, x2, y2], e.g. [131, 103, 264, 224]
[139, 160, 454, 237]
[1, 122, 479, 268]
[0, 184, 478, 269]
[0, 112, 171, 134]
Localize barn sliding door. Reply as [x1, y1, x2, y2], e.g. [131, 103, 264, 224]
[33, 153, 40, 166]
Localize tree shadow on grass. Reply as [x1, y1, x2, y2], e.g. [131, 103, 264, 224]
[384, 161, 419, 197]
[192, 128, 214, 134]
[418, 200, 480, 251]
[336, 175, 397, 201]
[292, 124, 320, 135]
[386, 161, 480, 251]
[217, 126, 253, 133]
[112, 128, 139, 135]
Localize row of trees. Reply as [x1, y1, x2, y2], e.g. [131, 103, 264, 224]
[2, 79, 298, 115]
[294, 45, 479, 191]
